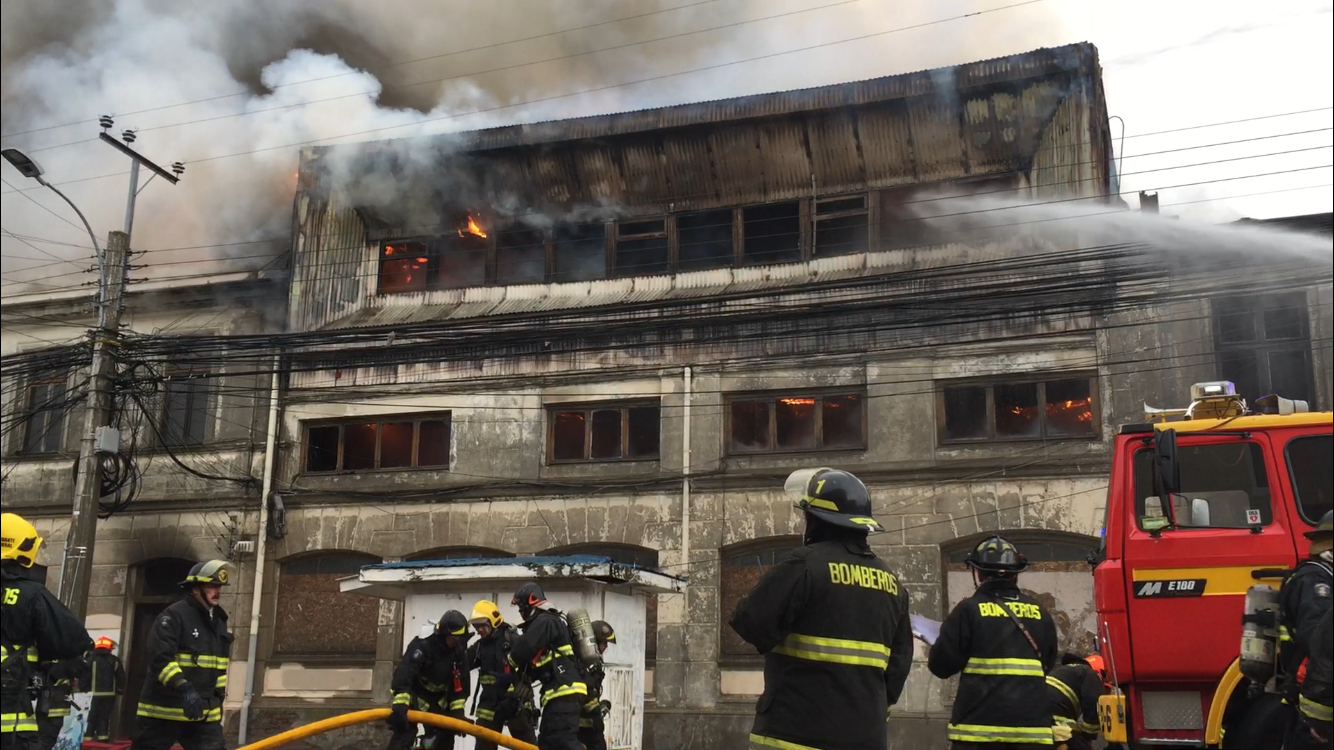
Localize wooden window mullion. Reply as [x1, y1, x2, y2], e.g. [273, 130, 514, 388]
[985, 387, 997, 439]
[1037, 382, 1048, 438]
[814, 398, 825, 449]
[336, 425, 346, 471]
[584, 410, 593, 461]
[410, 421, 421, 468]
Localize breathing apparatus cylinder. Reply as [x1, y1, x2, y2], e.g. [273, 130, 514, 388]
[1239, 583, 1281, 683]
[566, 607, 602, 670]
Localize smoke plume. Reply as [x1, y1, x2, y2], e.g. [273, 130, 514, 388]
[1, 0, 1071, 295]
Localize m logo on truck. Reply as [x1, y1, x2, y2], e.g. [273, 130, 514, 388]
[1134, 579, 1207, 598]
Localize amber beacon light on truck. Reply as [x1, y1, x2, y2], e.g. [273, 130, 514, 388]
[1094, 380, 1331, 748]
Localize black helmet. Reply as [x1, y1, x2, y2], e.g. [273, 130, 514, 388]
[591, 620, 616, 646]
[436, 610, 470, 638]
[785, 467, 883, 533]
[1304, 510, 1333, 539]
[964, 535, 1029, 574]
[512, 582, 547, 618]
[179, 560, 231, 588]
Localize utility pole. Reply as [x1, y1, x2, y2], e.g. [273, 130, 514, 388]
[58, 118, 183, 619]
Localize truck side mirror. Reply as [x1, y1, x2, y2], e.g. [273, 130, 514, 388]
[1153, 428, 1181, 527]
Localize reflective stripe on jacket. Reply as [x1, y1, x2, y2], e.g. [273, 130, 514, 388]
[136, 596, 232, 723]
[508, 609, 587, 704]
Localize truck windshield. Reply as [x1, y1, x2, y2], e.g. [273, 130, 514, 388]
[1287, 435, 1333, 524]
[1133, 441, 1272, 529]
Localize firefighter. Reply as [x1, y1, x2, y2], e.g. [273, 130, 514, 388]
[386, 609, 471, 750]
[35, 657, 81, 750]
[465, 600, 535, 750]
[130, 559, 233, 750]
[928, 535, 1059, 749]
[1045, 654, 1105, 750]
[2, 512, 92, 750]
[1280, 510, 1333, 750]
[1295, 607, 1332, 746]
[87, 637, 126, 742]
[729, 467, 914, 750]
[577, 620, 616, 750]
[507, 582, 587, 750]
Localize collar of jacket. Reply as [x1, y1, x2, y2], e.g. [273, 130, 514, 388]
[184, 592, 228, 622]
[977, 578, 1022, 597]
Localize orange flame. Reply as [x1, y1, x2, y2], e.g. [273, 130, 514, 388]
[459, 214, 488, 239]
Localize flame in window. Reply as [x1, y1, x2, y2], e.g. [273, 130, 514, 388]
[778, 398, 816, 406]
[1048, 398, 1093, 421]
[459, 214, 488, 239]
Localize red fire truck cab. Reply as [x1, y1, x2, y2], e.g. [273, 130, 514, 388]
[1093, 381, 1332, 748]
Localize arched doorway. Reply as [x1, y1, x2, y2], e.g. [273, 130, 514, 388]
[119, 557, 194, 735]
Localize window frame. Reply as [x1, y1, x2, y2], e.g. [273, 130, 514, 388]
[272, 551, 382, 661]
[612, 217, 670, 278]
[1212, 292, 1316, 405]
[160, 367, 213, 448]
[724, 389, 867, 456]
[545, 400, 662, 464]
[301, 412, 453, 474]
[718, 536, 803, 663]
[19, 374, 71, 455]
[812, 193, 870, 258]
[935, 373, 1101, 445]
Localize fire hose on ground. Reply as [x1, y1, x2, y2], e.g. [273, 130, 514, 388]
[235, 708, 538, 750]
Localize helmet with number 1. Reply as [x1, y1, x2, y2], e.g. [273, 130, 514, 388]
[0, 513, 43, 568]
[785, 468, 884, 533]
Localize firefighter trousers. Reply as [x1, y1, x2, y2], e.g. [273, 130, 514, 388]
[35, 715, 62, 750]
[536, 695, 582, 750]
[88, 697, 116, 741]
[0, 734, 37, 750]
[386, 698, 458, 750]
[474, 705, 536, 750]
[1283, 715, 1328, 750]
[129, 716, 225, 750]
[951, 743, 1052, 750]
[577, 709, 607, 750]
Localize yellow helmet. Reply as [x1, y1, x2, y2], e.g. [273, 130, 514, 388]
[1, 513, 43, 568]
[470, 599, 504, 629]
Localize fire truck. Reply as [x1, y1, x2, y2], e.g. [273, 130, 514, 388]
[1092, 381, 1332, 748]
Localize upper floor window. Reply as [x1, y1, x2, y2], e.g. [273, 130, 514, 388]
[549, 402, 661, 463]
[742, 201, 802, 265]
[304, 413, 451, 473]
[274, 551, 381, 658]
[813, 194, 868, 258]
[727, 391, 865, 454]
[162, 369, 212, 447]
[615, 218, 669, 277]
[553, 222, 607, 283]
[677, 209, 735, 270]
[938, 375, 1097, 444]
[21, 376, 69, 454]
[1214, 292, 1315, 405]
[378, 216, 489, 294]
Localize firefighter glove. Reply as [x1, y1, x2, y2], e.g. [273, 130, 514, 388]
[599, 699, 612, 718]
[388, 701, 410, 731]
[176, 682, 204, 721]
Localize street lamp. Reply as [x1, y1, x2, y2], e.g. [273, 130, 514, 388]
[2, 147, 107, 324]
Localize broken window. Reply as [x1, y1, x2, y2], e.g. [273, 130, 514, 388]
[303, 413, 452, 473]
[720, 537, 801, 658]
[938, 376, 1097, 444]
[553, 222, 606, 283]
[162, 369, 212, 447]
[548, 402, 660, 463]
[496, 226, 547, 285]
[615, 218, 669, 277]
[378, 228, 488, 294]
[1214, 292, 1315, 404]
[378, 240, 431, 294]
[677, 209, 734, 270]
[438, 233, 488, 289]
[727, 392, 865, 455]
[742, 201, 801, 265]
[813, 195, 868, 257]
[21, 377, 69, 454]
[274, 551, 381, 657]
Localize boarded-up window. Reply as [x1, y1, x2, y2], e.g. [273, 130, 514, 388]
[21, 376, 69, 454]
[720, 537, 801, 658]
[938, 375, 1098, 444]
[274, 552, 382, 657]
[303, 413, 451, 473]
[548, 402, 660, 463]
[726, 392, 865, 454]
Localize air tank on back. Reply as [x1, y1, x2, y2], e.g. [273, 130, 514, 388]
[566, 606, 603, 672]
[1239, 584, 1281, 683]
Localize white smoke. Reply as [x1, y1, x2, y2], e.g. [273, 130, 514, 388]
[1, 0, 1075, 295]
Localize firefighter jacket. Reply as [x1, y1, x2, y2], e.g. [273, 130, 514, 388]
[729, 538, 914, 750]
[89, 650, 126, 698]
[465, 623, 519, 722]
[508, 609, 587, 704]
[1299, 606, 1332, 737]
[1045, 663, 1102, 738]
[1279, 559, 1333, 695]
[581, 662, 606, 722]
[1, 563, 91, 736]
[137, 595, 232, 723]
[35, 658, 82, 719]
[391, 634, 469, 717]
[928, 578, 1059, 747]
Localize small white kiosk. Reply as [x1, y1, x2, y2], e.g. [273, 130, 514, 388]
[340, 555, 686, 750]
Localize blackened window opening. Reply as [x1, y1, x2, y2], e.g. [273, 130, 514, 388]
[304, 415, 452, 473]
[496, 227, 547, 285]
[22, 379, 68, 454]
[677, 209, 734, 270]
[743, 202, 801, 265]
[549, 403, 661, 462]
[162, 372, 211, 447]
[615, 218, 669, 277]
[814, 195, 868, 257]
[553, 222, 606, 283]
[727, 392, 865, 454]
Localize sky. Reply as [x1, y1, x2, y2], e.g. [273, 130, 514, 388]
[1, 0, 1331, 297]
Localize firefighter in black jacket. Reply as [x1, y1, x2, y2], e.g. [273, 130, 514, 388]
[1045, 654, 1104, 750]
[928, 535, 1059, 749]
[730, 468, 914, 750]
[87, 637, 126, 742]
[1297, 606, 1332, 744]
[465, 600, 535, 750]
[1279, 510, 1333, 750]
[507, 582, 586, 750]
[2, 512, 92, 750]
[386, 610, 471, 750]
[577, 620, 616, 750]
[130, 559, 233, 750]
[35, 657, 80, 750]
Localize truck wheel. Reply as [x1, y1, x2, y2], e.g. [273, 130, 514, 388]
[1221, 692, 1286, 749]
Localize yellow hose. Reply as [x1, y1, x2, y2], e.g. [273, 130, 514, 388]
[236, 708, 539, 750]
